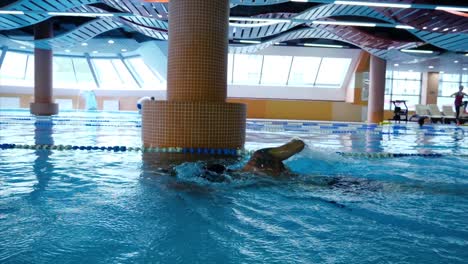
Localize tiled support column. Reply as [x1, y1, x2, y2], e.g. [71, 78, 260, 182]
[367, 55, 386, 123]
[421, 72, 439, 105]
[30, 20, 58, 116]
[142, 0, 246, 149]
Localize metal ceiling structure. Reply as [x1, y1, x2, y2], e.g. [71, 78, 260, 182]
[0, 0, 467, 60]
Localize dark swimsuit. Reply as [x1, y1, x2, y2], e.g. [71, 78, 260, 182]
[455, 93, 464, 120]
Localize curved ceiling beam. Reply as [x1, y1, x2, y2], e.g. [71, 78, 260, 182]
[310, 24, 420, 50]
[410, 30, 468, 52]
[103, 0, 168, 19]
[230, 0, 290, 5]
[5, 17, 122, 49]
[0, 0, 466, 54]
[229, 25, 426, 61]
[71, 4, 168, 40]
[229, 3, 468, 53]
[230, 3, 396, 40]
[378, 6, 468, 33]
[0, 0, 101, 30]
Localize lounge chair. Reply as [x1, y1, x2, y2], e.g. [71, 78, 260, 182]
[410, 104, 430, 121]
[444, 105, 468, 124]
[428, 104, 455, 124]
[442, 105, 456, 117]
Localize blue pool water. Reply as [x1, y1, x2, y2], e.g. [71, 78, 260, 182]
[0, 110, 467, 263]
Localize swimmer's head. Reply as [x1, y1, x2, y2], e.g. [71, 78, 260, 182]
[418, 117, 425, 127]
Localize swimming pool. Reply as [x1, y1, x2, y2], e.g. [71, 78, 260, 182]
[1, 110, 467, 263]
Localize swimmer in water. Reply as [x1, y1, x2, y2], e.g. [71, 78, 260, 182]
[200, 139, 305, 182]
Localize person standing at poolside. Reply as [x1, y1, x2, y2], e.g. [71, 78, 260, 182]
[451, 85, 467, 123]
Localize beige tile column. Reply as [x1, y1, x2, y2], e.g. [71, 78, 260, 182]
[367, 55, 386, 123]
[30, 20, 58, 116]
[421, 72, 439, 105]
[142, 0, 246, 149]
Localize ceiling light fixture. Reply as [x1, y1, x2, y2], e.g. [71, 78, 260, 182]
[334, 1, 411, 8]
[428, 65, 434, 69]
[304, 43, 343, 48]
[65, 49, 71, 53]
[452, 29, 457, 32]
[20, 46, 26, 49]
[121, 49, 127, 52]
[230, 17, 290, 23]
[81, 43, 88, 46]
[92, 51, 98, 54]
[229, 21, 287, 28]
[48, 12, 114, 17]
[423, 26, 427, 29]
[312, 20, 376, 27]
[239, 40, 261, 44]
[463, 68, 467, 71]
[432, 27, 439, 31]
[108, 40, 115, 44]
[396, 25, 415, 29]
[454, 60, 459, 63]
[435, 6, 468, 12]
[394, 63, 399, 67]
[0, 10, 25, 15]
[400, 49, 434, 54]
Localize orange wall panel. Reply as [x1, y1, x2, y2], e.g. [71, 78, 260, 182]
[228, 98, 266, 118]
[228, 98, 333, 120]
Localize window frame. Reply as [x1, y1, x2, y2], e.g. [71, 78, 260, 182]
[385, 70, 422, 110]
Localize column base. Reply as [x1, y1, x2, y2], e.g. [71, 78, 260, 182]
[30, 102, 59, 116]
[142, 101, 246, 149]
[368, 111, 384, 124]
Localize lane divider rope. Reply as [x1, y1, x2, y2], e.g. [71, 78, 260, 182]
[1, 144, 467, 158]
[0, 143, 249, 156]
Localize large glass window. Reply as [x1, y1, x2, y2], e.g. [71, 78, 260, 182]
[110, 59, 138, 88]
[0, 51, 163, 90]
[125, 57, 164, 89]
[72, 58, 96, 89]
[315, 58, 352, 88]
[92, 59, 123, 89]
[232, 54, 263, 85]
[25, 55, 34, 82]
[0, 52, 28, 85]
[385, 71, 422, 110]
[227, 53, 234, 84]
[438, 73, 468, 108]
[54, 57, 76, 87]
[288, 56, 321, 86]
[260, 55, 292, 85]
[228, 54, 352, 89]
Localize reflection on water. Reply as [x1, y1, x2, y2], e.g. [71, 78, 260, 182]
[31, 118, 54, 200]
